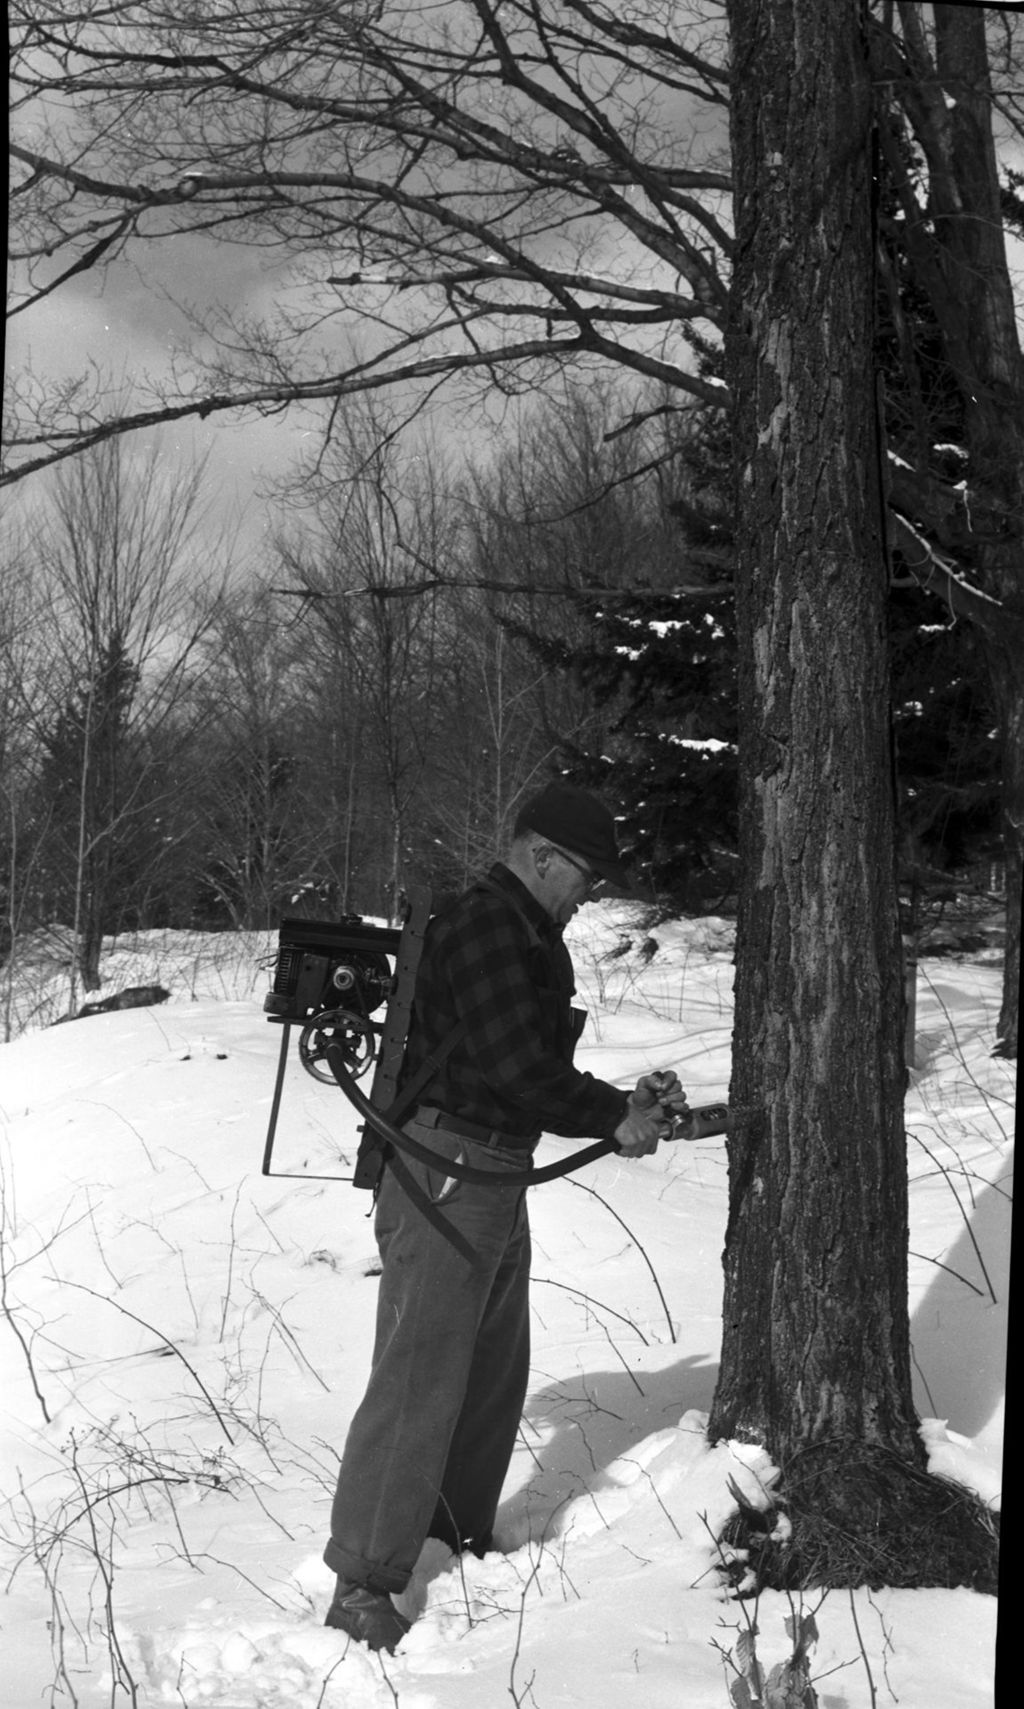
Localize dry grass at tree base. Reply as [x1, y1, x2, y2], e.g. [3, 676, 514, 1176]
[718, 1440, 1000, 1597]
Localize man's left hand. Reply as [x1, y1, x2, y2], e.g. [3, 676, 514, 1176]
[631, 1070, 690, 1137]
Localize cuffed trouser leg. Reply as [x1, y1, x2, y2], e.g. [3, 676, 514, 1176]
[427, 1211, 531, 1553]
[323, 1122, 532, 1594]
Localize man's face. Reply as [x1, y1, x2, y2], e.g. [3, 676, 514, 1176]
[535, 842, 602, 926]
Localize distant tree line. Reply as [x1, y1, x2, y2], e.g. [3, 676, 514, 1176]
[6, 2, 1021, 1062]
[1, 372, 1001, 1013]
[0, 387, 691, 997]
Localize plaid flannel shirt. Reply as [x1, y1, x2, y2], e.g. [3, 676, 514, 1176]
[399, 863, 629, 1143]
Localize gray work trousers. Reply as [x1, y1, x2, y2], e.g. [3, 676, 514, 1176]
[323, 1116, 533, 1594]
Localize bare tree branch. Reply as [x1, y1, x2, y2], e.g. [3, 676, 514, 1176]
[6, 0, 732, 479]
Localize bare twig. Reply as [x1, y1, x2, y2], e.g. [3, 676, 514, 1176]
[908, 1132, 999, 1304]
[564, 1177, 676, 1342]
[60, 1280, 236, 1443]
[67, 1433, 140, 1708]
[531, 1275, 651, 1344]
[508, 1547, 544, 1709]
[908, 1248, 986, 1298]
[847, 1588, 878, 1709]
[0, 1165, 53, 1423]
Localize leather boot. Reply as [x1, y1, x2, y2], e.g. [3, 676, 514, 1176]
[324, 1580, 411, 1653]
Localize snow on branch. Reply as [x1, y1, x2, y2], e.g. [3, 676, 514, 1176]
[888, 511, 1011, 638]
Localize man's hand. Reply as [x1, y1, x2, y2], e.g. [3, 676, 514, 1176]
[632, 1069, 688, 1112]
[614, 1069, 690, 1156]
[613, 1103, 665, 1156]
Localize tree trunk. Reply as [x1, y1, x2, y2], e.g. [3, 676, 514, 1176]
[930, 3, 1024, 1060]
[388, 803, 404, 925]
[710, 0, 929, 1585]
[79, 892, 104, 993]
[339, 740, 358, 917]
[713, 0, 997, 1593]
[989, 646, 1022, 1057]
[880, 3, 1024, 1057]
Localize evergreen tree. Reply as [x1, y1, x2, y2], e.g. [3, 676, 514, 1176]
[539, 311, 999, 919]
[890, 591, 1000, 887]
[546, 392, 740, 912]
[875, 135, 1003, 896]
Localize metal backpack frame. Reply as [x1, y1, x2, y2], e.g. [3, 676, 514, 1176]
[260, 884, 729, 1234]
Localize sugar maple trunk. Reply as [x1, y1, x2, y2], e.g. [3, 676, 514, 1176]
[710, 0, 921, 1477]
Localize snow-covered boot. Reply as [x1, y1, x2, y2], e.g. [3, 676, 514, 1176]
[324, 1580, 411, 1653]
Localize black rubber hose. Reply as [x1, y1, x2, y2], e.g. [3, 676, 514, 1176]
[326, 1042, 620, 1187]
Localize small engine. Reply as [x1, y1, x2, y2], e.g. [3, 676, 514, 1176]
[264, 916, 401, 1084]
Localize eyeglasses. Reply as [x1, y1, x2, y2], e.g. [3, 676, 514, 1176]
[550, 845, 604, 895]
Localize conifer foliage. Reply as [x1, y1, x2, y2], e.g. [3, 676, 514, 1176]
[526, 398, 740, 913]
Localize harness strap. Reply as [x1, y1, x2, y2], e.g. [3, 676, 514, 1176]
[389, 1019, 471, 1129]
[354, 1016, 471, 1192]
[382, 1146, 480, 1267]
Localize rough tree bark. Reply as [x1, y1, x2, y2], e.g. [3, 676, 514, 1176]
[710, 0, 996, 1590]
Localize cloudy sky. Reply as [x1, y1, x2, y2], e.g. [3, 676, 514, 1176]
[5, 8, 1020, 574]
[6, 224, 321, 566]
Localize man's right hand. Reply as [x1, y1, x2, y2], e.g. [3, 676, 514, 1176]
[613, 1102, 665, 1157]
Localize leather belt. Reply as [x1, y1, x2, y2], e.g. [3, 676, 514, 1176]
[414, 1105, 538, 1151]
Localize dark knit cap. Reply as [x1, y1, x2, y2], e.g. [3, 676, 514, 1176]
[515, 783, 630, 888]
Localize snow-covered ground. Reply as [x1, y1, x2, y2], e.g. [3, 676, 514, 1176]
[0, 907, 1010, 1708]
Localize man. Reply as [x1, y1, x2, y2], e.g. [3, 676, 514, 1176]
[323, 782, 689, 1651]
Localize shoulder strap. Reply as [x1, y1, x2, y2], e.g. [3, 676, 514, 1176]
[385, 1016, 469, 1127]
[353, 884, 432, 1189]
[367, 885, 432, 1110]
